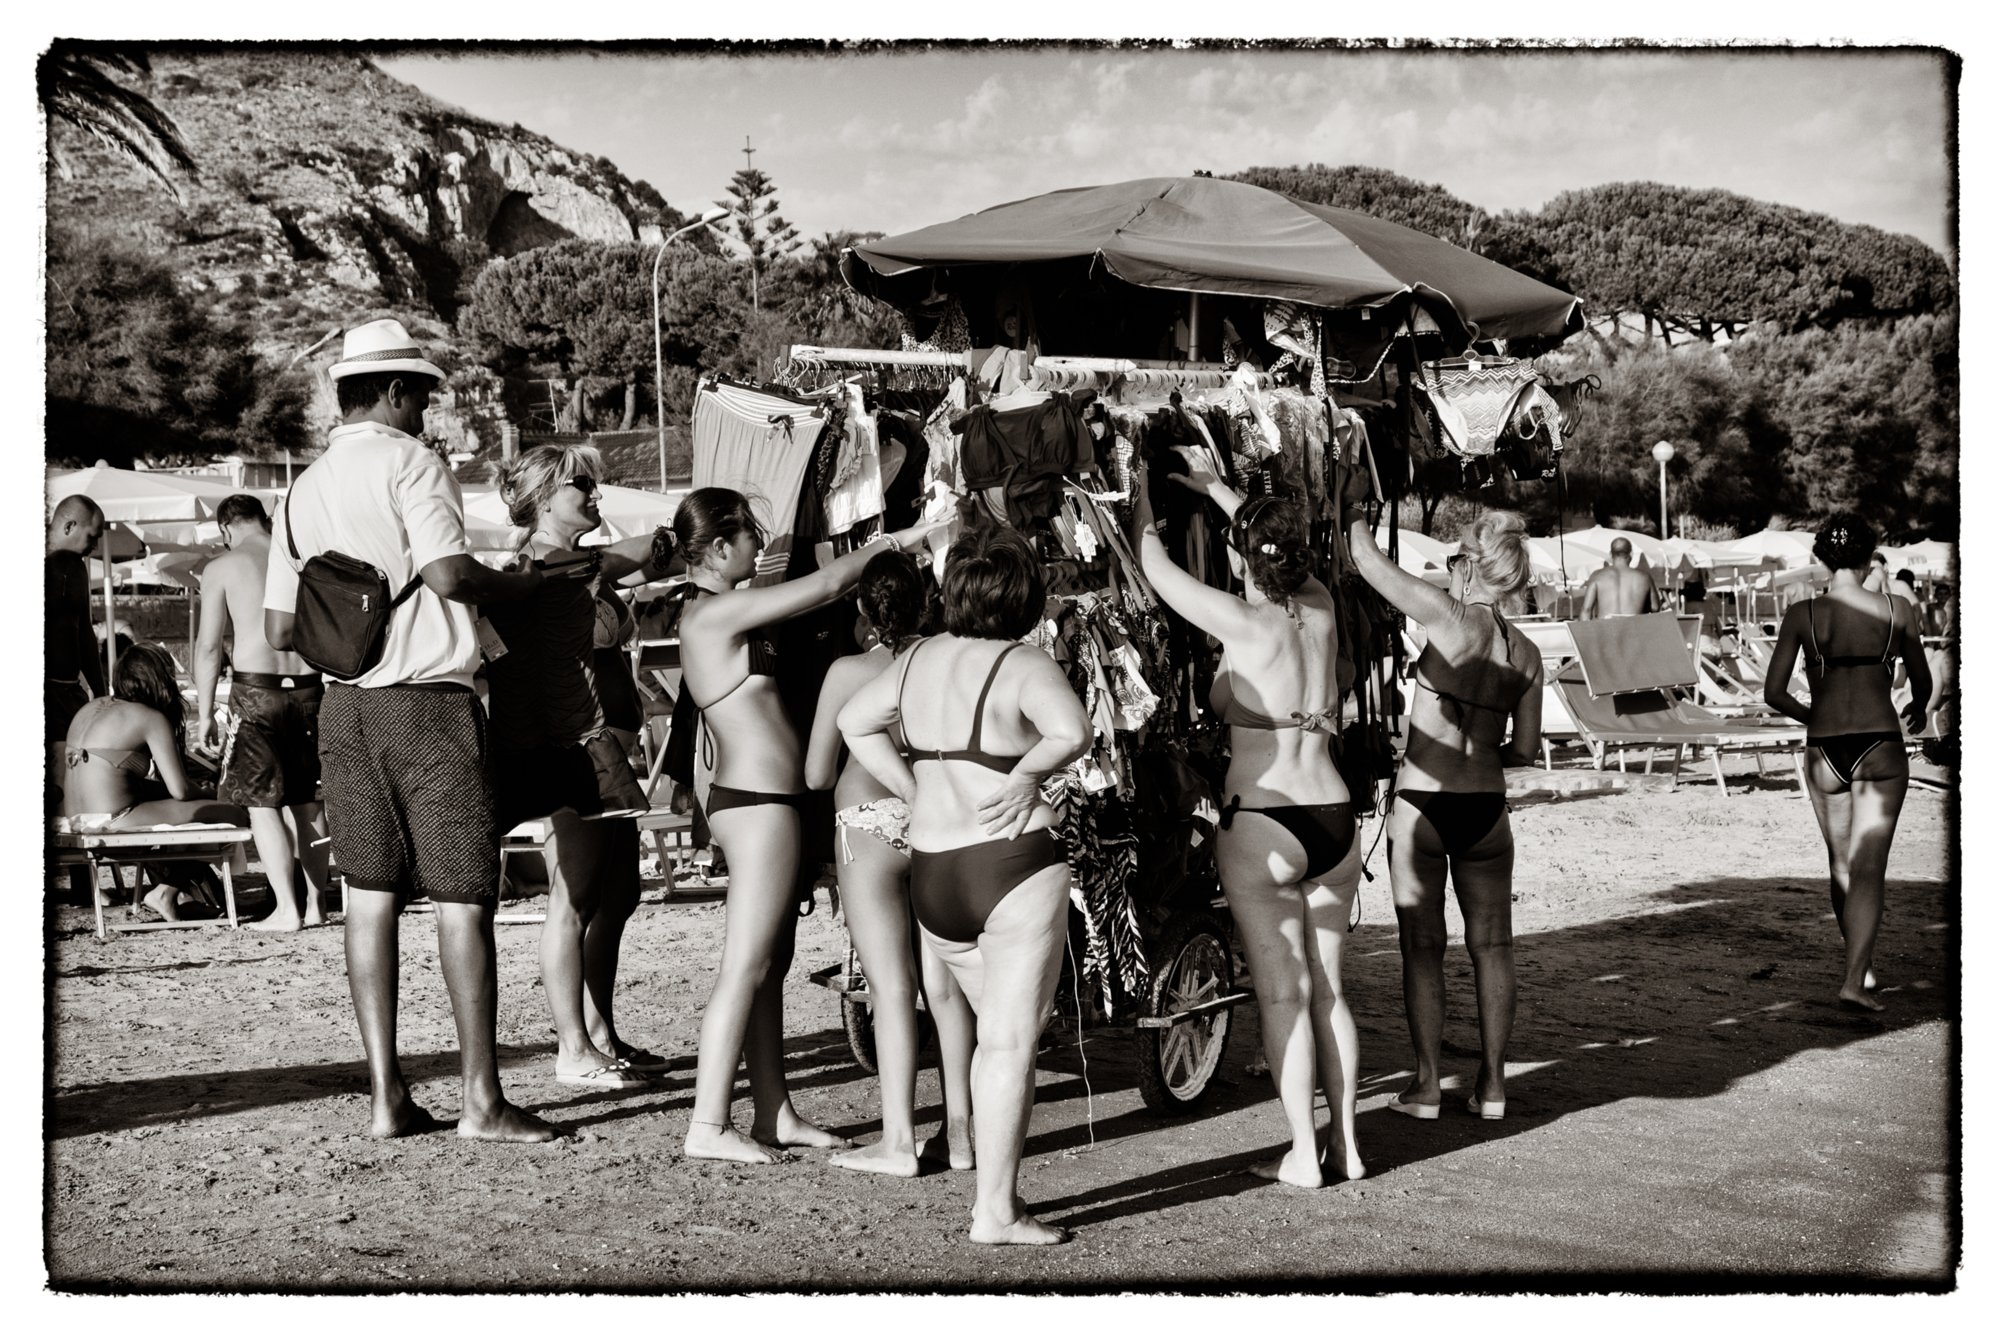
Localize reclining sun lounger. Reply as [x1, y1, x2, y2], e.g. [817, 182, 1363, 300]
[53, 822, 251, 940]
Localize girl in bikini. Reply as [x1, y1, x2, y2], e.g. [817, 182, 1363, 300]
[1346, 509, 1542, 1122]
[1132, 449, 1366, 1188]
[838, 529, 1090, 1245]
[62, 642, 249, 920]
[677, 488, 939, 1165]
[1761, 513, 1930, 1011]
[805, 549, 975, 1177]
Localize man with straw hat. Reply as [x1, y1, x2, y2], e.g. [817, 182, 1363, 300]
[265, 318, 592, 1143]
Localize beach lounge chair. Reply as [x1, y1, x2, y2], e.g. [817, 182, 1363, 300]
[1555, 614, 1806, 796]
[54, 823, 251, 940]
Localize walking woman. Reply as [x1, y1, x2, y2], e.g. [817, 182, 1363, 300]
[678, 488, 938, 1164]
[805, 549, 975, 1176]
[1133, 451, 1366, 1187]
[488, 443, 680, 1089]
[1346, 508, 1542, 1121]
[838, 529, 1090, 1244]
[1762, 513, 1930, 1011]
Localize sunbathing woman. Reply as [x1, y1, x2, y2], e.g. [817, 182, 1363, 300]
[805, 549, 975, 1176]
[488, 443, 681, 1090]
[1133, 451, 1365, 1187]
[1347, 509, 1542, 1121]
[62, 642, 248, 920]
[1761, 513, 1930, 1011]
[839, 529, 1090, 1245]
[678, 488, 939, 1164]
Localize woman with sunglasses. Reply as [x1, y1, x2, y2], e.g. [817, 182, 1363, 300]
[1345, 508, 1542, 1121]
[1129, 450, 1365, 1188]
[675, 488, 941, 1165]
[488, 446, 682, 1090]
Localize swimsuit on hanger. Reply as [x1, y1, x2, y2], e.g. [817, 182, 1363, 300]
[686, 589, 807, 818]
[1398, 603, 1528, 858]
[1206, 631, 1353, 879]
[1803, 590, 1905, 787]
[897, 639, 1067, 943]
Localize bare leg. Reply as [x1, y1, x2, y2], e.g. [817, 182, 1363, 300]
[830, 831, 923, 1176]
[245, 805, 304, 932]
[933, 864, 1071, 1245]
[684, 804, 801, 1163]
[1302, 849, 1366, 1181]
[1451, 815, 1517, 1113]
[539, 810, 630, 1081]
[918, 937, 975, 1170]
[1388, 797, 1451, 1112]
[437, 899, 555, 1143]
[288, 803, 331, 926]
[1804, 754, 1877, 998]
[1837, 773, 1909, 1010]
[1217, 819, 1323, 1188]
[581, 819, 643, 1059]
[343, 887, 433, 1138]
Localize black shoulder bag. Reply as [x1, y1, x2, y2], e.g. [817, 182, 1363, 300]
[282, 487, 424, 680]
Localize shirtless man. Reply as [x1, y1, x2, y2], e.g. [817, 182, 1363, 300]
[1579, 537, 1656, 618]
[194, 494, 331, 931]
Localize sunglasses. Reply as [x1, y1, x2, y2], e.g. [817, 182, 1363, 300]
[1447, 551, 1471, 573]
[566, 475, 598, 495]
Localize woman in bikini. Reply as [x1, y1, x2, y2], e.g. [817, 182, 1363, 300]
[838, 529, 1090, 1245]
[805, 549, 975, 1177]
[63, 642, 248, 920]
[1347, 508, 1542, 1122]
[1762, 513, 1930, 1011]
[1133, 450, 1366, 1188]
[489, 443, 682, 1091]
[677, 487, 938, 1165]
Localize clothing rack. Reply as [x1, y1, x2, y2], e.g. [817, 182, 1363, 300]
[787, 345, 1269, 395]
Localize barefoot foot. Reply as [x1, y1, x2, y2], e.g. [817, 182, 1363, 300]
[828, 1138, 920, 1177]
[684, 1124, 789, 1164]
[969, 1206, 1069, 1246]
[141, 884, 182, 922]
[920, 1124, 975, 1172]
[367, 1099, 442, 1140]
[245, 913, 303, 933]
[457, 1101, 558, 1144]
[1248, 1146, 1325, 1189]
[1839, 988, 1885, 1012]
[1319, 1135, 1368, 1183]
[753, 1106, 847, 1151]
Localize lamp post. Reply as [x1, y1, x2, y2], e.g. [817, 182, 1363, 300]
[654, 209, 730, 492]
[1652, 440, 1676, 542]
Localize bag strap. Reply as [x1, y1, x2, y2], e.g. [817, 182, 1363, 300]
[284, 465, 425, 606]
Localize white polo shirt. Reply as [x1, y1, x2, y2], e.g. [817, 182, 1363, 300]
[264, 421, 480, 690]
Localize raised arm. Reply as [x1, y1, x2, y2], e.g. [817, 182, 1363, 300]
[1894, 598, 1933, 732]
[191, 563, 231, 753]
[1343, 508, 1463, 630]
[693, 524, 937, 642]
[1762, 603, 1812, 726]
[1128, 463, 1259, 641]
[806, 655, 868, 791]
[837, 657, 916, 804]
[974, 650, 1091, 840]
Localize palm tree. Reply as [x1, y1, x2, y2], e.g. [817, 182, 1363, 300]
[38, 41, 196, 201]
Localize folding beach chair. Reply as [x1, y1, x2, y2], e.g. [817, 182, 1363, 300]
[54, 823, 251, 940]
[1555, 614, 1806, 796]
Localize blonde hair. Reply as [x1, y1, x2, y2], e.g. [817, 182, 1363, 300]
[1462, 509, 1532, 598]
[498, 442, 604, 539]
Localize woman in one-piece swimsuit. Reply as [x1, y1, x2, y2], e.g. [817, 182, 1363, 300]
[1761, 512, 1930, 1012]
[838, 529, 1089, 1246]
[1131, 447, 1366, 1189]
[675, 488, 938, 1166]
[805, 548, 974, 1178]
[1347, 508, 1543, 1123]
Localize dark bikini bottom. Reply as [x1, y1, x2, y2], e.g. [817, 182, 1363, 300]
[1396, 790, 1509, 860]
[908, 828, 1068, 944]
[1219, 798, 1356, 880]
[1807, 732, 1907, 788]
[705, 785, 811, 818]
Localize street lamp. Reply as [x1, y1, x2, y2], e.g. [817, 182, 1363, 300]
[1652, 440, 1676, 541]
[654, 209, 730, 492]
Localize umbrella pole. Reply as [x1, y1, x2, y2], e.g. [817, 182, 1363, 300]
[103, 553, 116, 684]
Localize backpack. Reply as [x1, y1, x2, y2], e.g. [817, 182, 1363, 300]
[281, 488, 424, 680]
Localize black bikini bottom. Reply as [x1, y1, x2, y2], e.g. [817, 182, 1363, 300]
[1807, 732, 1907, 788]
[705, 785, 811, 818]
[1396, 790, 1509, 859]
[908, 828, 1068, 944]
[1219, 798, 1356, 880]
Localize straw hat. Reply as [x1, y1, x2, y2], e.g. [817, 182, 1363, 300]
[327, 318, 446, 383]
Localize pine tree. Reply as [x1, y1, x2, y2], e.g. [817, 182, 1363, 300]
[716, 137, 800, 313]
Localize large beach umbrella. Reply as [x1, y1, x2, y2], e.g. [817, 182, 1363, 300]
[47, 461, 243, 523]
[1713, 527, 1818, 570]
[459, 484, 687, 553]
[1880, 539, 1953, 579]
[845, 176, 1583, 346]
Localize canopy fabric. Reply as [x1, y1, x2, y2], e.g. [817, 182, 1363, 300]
[459, 485, 687, 553]
[1712, 527, 1818, 569]
[47, 463, 244, 524]
[847, 176, 1583, 346]
[1879, 540, 1953, 578]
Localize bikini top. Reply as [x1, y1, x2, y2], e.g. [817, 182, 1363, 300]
[1806, 589, 1896, 675]
[1414, 603, 1531, 727]
[1209, 671, 1339, 733]
[897, 639, 1025, 774]
[686, 587, 779, 711]
[65, 746, 151, 777]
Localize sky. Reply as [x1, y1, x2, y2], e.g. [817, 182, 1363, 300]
[376, 45, 1955, 254]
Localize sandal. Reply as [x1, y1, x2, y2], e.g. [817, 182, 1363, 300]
[556, 1060, 654, 1090]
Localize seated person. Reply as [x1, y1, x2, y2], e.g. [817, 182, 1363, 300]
[62, 642, 248, 919]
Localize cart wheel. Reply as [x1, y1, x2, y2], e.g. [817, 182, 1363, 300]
[1136, 912, 1234, 1114]
[842, 945, 878, 1074]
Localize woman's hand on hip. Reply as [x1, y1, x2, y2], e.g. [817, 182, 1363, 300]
[975, 769, 1043, 840]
